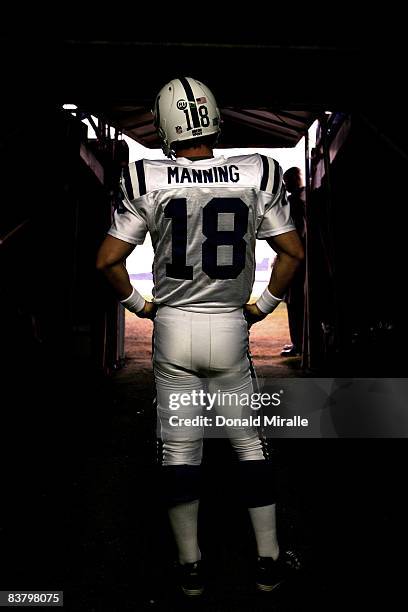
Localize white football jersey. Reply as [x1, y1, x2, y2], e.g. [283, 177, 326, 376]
[108, 154, 295, 312]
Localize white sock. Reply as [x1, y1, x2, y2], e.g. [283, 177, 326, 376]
[248, 504, 280, 560]
[168, 500, 201, 565]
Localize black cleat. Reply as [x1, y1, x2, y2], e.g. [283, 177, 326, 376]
[177, 560, 204, 597]
[280, 345, 301, 357]
[256, 556, 284, 592]
[256, 550, 301, 592]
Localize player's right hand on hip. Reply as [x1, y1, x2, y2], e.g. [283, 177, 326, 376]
[243, 303, 267, 328]
[136, 301, 157, 320]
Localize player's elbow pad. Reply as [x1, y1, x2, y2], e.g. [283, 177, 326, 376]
[120, 287, 145, 313]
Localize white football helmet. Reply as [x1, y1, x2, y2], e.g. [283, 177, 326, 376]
[153, 77, 221, 158]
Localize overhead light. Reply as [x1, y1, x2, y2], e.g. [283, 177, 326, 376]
[63, 104, 78, 110]
[324, 111, 332, 115]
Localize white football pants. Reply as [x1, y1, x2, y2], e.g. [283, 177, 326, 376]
[153, 306, 265, 465]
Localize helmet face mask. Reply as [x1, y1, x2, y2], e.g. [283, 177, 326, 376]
[152, 77, 221, 158]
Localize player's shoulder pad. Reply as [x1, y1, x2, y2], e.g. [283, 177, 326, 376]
[121, 159, 147, 201]
[258, 155, 282, 196]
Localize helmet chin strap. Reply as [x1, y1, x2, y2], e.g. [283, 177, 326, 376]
[161, 139, 176, 160]
[167, 147, 177, 160]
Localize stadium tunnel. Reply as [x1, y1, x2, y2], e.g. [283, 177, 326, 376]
[1, 35, 407, 610]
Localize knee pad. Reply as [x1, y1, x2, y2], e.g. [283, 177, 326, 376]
[161, 464, 202, 507]
[237, 459, 277, 507]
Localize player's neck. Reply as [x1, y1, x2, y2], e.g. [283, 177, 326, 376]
[176, 144, 214, 161]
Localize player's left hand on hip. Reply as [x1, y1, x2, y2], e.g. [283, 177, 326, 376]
[243, 303, 267, 328]
[136, 300, 157, 320]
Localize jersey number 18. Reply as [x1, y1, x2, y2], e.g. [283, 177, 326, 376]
[164, 197, 248, 280]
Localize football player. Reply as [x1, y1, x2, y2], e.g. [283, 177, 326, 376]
[96, 77, 304, 596]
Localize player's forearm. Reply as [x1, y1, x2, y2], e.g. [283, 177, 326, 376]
[267, 251, 303, 298]
[100, 261, 133, 301]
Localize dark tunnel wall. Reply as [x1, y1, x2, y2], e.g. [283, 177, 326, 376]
[0, 110, 118, 383]
[307, 112, 407, 375]
[0, 111, 122, 580]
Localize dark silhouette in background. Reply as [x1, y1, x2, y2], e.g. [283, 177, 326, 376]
[281, 167, 306, 357]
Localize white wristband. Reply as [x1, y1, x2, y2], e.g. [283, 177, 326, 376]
[255, 287, 283, 314]
[120, 287, 145, 313]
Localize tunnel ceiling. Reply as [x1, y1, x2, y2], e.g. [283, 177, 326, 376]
[69, 36, 357, 149]
[68, 38, 352, 149]
[2, 31, 400, 149]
